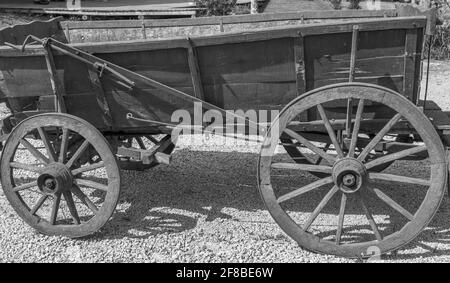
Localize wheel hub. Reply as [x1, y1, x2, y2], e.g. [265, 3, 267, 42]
[332, 158, 367, 194]
[37, 163, 73, 195]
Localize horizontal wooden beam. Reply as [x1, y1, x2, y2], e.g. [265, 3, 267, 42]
[0, 8, 196, 17]
[61, 9, 398, 30]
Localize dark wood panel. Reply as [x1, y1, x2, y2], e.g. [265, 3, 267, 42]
[312, 56, 405, 81]
[0, 17, 66, 45]
[305, 29, 407, 93]
[203, 82, 297, 111]
[198, 38, 296, 84]
[0, 56, 53, 97]
[97, 48, 193, 88]
[197, 38, 298, 109]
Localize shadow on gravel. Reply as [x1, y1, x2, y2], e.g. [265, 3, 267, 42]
[96, 149, 450, 258]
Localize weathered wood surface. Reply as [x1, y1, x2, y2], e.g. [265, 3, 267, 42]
[0, 0, 196, 18]
[0, 16, 426, 132]
[62, 9, 399, 43]
[0, 17, 66, 45]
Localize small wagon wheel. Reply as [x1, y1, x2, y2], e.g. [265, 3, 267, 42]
[0, 113, 121, 238]
[117, 135, 176, 171]
[258, 83, 447, 258]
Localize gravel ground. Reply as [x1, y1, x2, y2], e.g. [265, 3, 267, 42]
[1, 15, 450, 263]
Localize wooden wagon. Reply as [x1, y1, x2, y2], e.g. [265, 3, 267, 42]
[0, 7, 448, 258]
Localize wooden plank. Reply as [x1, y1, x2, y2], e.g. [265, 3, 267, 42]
[403, 28, 423, 103]
[197, 37, 295, 85]
[61, 9, 399, 30]
[186, 39, 205, 100]
[193, 17, 426, 48]
[0, 8, 196, 17]
[43, 44, 66, 112]
[349, 25, 359, 82]
[293, 35, 306, 95]
[312, 56, 405, 81]
[202, 82, 297, 110]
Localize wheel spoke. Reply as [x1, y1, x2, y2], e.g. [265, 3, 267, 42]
[348, 99, 365, 157]
[146, 135, 158, 144]
[358, 194, 382, 241]
[335, 193, 347, 245]
[37, 127, 57, 162]
[65, 140, 90, 169]
[75, 178, 108, 192]
[50, 193, 61, 225]
[71, 161, 105, 176]
[357, 113, 402, 162]
[59, 128, 69, 163]
[370, 187, 414, 221]
[317, 104, 344, 158]
[63, 191, 81, 225]
[304, 186, 339, 231]
[136, 137, 146, 150]
[365, 145, 427, 170]
[20, 138, 50, 164]
[71, 185, 98, 213]
[30, 195, 48, 215]
[271, 162, 332, 174]
[10, 162, 41, 173]
[277, 176, 333, 203]
[284, 128, 336, 165]
[314, 144, 330, 165]
[13, 181, 38, 192]
[369, 172, 430, 186]
[345, 98, 354, 139]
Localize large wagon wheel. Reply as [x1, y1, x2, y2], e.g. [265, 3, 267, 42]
[258, 83, 447, 258]
[0, 113, 121, 238]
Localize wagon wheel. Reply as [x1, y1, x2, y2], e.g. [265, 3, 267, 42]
[258, 83, 446, 258]
[0, 113, 121, 238]
[117, 135, 176, 171]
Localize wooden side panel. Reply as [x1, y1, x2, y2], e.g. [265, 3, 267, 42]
[65, 48, 195, 129]
[0, 47, 195, 130]
[302, 28, 423, 122]
[304, 29, 407, 95]
[196, 38, 298, 111]
[0, 18, 67, 45]
[0, 18, 67, 110]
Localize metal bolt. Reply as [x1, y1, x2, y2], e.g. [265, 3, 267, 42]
[44, 178, 56, 191]
[342, 174, 356, 187]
